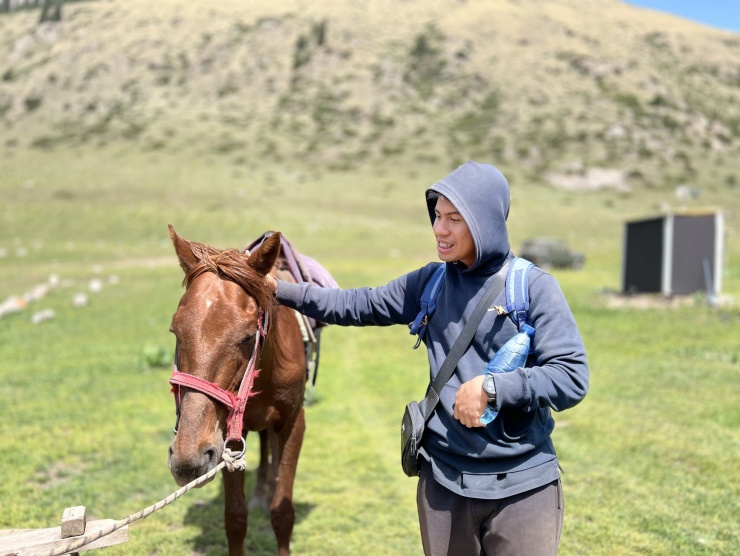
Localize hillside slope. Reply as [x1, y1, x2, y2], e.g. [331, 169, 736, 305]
[1, 0, 739, 189]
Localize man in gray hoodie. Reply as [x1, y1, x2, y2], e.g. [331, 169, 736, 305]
[269, 161, 589, 555]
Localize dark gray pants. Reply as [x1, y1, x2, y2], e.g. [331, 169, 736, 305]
[417, 463, 564, 556]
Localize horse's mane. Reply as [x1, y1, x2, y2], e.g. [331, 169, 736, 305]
[183, 242, 275, 314]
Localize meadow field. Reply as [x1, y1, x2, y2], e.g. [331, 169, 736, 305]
[1, 147, 738, 555]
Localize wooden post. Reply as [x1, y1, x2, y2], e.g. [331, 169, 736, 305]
[61, 506, 86, 555]
[61, 506, 86, 539]
[0, 506, 129, 555]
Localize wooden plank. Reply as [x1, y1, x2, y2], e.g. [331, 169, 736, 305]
[0, 520, 128, 555]
[60, 507, 86, 539]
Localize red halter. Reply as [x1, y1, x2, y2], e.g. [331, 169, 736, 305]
[170, 309, 269, 443]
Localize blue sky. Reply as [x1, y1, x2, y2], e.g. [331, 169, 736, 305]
[624, 1, 740, 33]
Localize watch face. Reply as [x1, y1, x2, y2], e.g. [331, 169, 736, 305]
[483, 375, 495, 395]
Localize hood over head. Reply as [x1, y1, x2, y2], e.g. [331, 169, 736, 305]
[426, 161, 511, 274]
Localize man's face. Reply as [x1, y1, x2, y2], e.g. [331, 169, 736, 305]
[432, 196, 476, 268]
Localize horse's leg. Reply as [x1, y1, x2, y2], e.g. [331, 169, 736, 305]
[222, 467, 247, 556]
[271, 407, 306, 556]
[268, 427, 280, 499]
[249, 429, 271, 512]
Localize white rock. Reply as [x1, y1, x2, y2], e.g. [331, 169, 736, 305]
[31, 309, 55, 324]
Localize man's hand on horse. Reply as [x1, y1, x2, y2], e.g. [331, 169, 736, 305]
[264, 274, 277, 296]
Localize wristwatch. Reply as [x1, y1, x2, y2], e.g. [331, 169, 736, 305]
[482, 373, 497, 405]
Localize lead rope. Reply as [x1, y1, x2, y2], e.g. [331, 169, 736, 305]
[37, 447, 246, 556]
[55, 311, 270, 554]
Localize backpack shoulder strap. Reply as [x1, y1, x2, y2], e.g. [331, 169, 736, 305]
[505, 257, 535, 330]
[409, 263, 445, 349]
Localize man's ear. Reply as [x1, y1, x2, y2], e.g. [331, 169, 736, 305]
[247, 232, 282, 276]
[169, 224, 198, 275]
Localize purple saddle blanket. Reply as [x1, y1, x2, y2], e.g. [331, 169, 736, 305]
[245, 232, 339, 329]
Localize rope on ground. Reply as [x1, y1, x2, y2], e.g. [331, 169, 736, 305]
[40, 447, 245, 556]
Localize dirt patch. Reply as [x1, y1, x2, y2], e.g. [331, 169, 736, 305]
[600, 290, 735, 310]
[32, 460, 87, 490]
[543, 167, 630, 192]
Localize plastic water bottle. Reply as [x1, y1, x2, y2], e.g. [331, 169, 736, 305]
[480, 324, 535, 425]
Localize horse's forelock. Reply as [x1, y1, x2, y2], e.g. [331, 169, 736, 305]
[183, 243, 275, 313]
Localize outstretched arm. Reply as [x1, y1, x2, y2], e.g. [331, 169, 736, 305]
[265, 266, 441, 329]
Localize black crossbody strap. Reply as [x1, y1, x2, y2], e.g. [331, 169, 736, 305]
[418, 259, 510, 422]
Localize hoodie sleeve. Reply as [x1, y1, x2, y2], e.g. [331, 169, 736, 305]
[275, 264, 440, 327]
[493, 271, 589, 413]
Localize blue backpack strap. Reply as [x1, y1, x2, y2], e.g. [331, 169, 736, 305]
[409, 263, 445, 349]
[505, 257, 535, 331]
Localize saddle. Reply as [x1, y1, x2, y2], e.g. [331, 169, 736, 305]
[245, 232, 339, 390]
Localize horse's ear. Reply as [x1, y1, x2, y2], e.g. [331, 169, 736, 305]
[169, 224, 198, 275]
[247, 232, 282, 276]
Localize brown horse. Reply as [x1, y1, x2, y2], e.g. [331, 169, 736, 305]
[167, 225, 307, 556]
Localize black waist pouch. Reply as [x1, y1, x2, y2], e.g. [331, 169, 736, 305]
[401, 401, 426, 477]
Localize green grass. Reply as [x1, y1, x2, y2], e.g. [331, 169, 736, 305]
[0, 147, 738, 555]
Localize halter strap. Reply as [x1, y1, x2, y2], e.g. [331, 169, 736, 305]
[170, 309, 269, 442]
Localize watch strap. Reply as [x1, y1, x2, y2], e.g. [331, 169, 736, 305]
[483, 373, 497, 404]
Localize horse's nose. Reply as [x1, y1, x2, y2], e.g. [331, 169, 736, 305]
[204, 445, 217, 465]
[168, 441, 219, 486]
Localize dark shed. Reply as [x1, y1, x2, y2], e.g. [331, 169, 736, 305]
[622, 211, 724, 296]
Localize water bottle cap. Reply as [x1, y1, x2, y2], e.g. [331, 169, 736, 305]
[522, 324, 535, 335]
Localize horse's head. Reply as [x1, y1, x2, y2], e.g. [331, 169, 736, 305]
[166, 225, 280, 486]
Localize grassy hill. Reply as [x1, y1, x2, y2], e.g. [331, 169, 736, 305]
[1, 0, 739, 189]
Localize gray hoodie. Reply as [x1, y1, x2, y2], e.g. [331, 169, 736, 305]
[276, 161, 589, 499]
